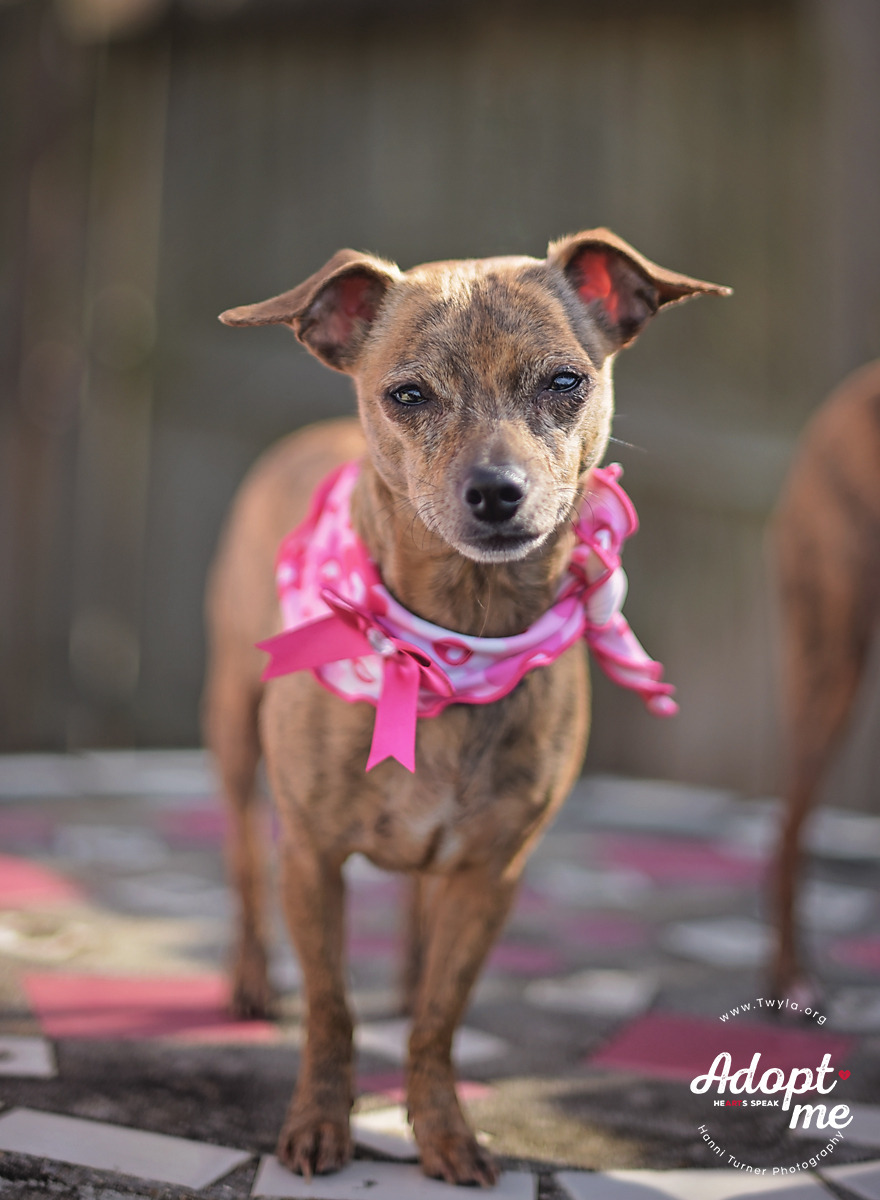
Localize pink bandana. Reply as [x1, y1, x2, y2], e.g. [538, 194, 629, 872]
[258, 460, 677, 773]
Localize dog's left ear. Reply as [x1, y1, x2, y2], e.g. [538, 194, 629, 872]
[549, 228, 731, 349]
[218, 249, 401, 371]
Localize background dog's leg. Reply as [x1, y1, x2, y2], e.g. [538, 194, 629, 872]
[275, 832, 353, 1178]
[407, 864, 517, 1187]
[773, 516, 868, 999]
[204, 658, 275, 1019]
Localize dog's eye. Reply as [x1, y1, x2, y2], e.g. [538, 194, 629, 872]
[390, 385, 427, 406]
[547, 371, 581, 392]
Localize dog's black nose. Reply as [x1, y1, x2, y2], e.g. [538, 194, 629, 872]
[463, 467, 527, 523]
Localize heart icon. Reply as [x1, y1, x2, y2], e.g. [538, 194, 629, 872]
[839, 1070, 851, 1079]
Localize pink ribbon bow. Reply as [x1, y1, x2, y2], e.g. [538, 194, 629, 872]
[257, 589, 453, 772]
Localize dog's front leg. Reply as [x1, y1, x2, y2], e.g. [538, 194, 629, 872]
[275, 828, 353, 1178]
[407, 864, 517, 1186]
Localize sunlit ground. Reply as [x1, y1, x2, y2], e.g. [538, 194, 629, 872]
[1, 753, 880, 1197]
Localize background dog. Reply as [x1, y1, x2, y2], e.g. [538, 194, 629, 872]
[773, 359, 880, 999]
[204, 230, 729, 1184]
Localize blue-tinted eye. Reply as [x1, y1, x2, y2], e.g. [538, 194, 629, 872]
[548, 372, 580, 392]
[391, 385, 426, 405]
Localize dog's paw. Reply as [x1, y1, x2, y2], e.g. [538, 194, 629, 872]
[231, 974, 278, 1020]
[418, 1129, 498, 1188]
[230, 952, 278, 1020]
[230, 984, 278, 1022]
[276, 1117, 352, 1179]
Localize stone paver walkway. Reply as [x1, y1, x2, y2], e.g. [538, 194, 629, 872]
[1, 753, 880, 1198]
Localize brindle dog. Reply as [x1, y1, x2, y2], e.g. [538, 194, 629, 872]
[772, 359, 880, 1000]
[204, 230, 729, 1184]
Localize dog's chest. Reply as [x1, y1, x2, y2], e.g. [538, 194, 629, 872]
[263, 642, 587, 871]
[354, 650, 588, 871]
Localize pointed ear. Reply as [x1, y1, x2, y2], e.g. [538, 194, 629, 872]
[219, 249, 401, 371]
[548, 228, 732, 349]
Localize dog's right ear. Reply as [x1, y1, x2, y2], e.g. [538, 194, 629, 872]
[548, 228, 731, 350]
[219, 249, 400, 371]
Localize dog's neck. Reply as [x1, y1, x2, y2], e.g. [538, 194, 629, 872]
[350, 460, 577, 638]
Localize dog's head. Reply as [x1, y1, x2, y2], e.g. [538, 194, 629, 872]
[221, 231, 729, 563]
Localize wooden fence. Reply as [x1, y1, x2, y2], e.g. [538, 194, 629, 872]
[2, 0, 879, 800]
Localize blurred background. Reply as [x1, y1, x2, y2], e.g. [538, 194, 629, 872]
[2, 0, 880, 802]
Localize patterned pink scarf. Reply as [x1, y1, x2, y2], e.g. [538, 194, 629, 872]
[258, 460, 677, 772]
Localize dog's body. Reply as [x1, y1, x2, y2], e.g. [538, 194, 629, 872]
[204, 232, 728, 1184]
[772, 359, 880, 998]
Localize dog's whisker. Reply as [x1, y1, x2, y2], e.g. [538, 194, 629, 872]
[607, 436, 646, 452]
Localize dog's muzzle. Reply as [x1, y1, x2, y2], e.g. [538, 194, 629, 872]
[462, 466, 528, 524]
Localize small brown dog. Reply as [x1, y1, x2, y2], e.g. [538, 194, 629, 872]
[204, 230, 729, 1184]
[772, 358, 880, 1000]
